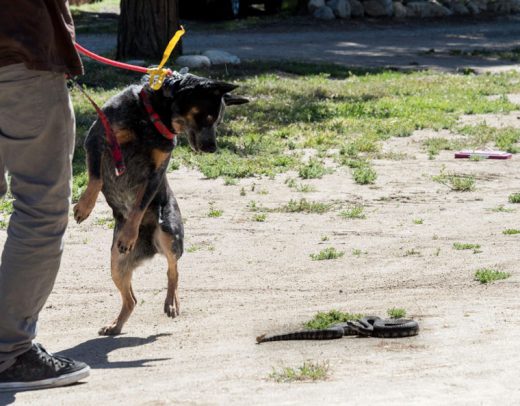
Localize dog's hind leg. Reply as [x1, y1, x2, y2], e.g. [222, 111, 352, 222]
[155, 229, 180, 318]
[98, 244, 138, 335]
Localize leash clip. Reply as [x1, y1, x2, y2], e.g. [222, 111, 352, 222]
[148, 67, 172, 91]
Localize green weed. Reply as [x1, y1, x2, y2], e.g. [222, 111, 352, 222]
[503, 229, 520, 235]
[305, 310, 363, 330]
[432, 168, 475, 191]
[453, 242, 481, 252]
[352, 165, 377, 185]
[0, 199, 13, 215]
[280, 199, 332, 214]
[310, 247, 344, 261]
[95, 216, 115, 229]
[508, 193, 520, 203]
[404, 248, 421, 256]
[474, 268, 511, 284]
[253, 213, 267, 222]
[387, 308, 407, 319]
[208, 203, 223, 218]
[269, 361, 330, 383]
[490, 205, 515, 213]
[299, 158, 328, 179]
[413, 218, 424, 224]
[340, 205, 366, 219]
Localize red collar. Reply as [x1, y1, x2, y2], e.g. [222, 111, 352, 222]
[139, 88, 177, 141]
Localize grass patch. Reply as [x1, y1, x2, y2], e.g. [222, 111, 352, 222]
[503, 228, 520, 235]
[432, 167, 475, 191]
[508, 193, 520, 203]
[305, 310, 363, 330]
[94, 216, 115, 229]
[340, 205, 366, 219]
[387, 308, 407, 318]
[413, 218, 424, 224]
[453, 242, 481, 253]
[253, 213, 267, 222]
[490, 205, 515, 213]
[474, 268, 511, 284]
[0, 199, 13, 215]
[223, 177, 238, 186]
[285, 178, 316, 192]
[404, 248, 421, 256]
[299, 158, 328, 179]
[279, 199, 332, 214]
[352, 164, 377, 185]
[269, 361, 330, 383]
[71, 60, 520, 193]
[186, 243, 215, 253]
[310, 247, 344, 261]
[207, 203, 223, 218]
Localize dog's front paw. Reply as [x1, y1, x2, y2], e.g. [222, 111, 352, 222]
[73, 198, 95, 224]
[98, 323, 122, 336]
[117, 227, 139, 254]
[164, 301, 180, 318]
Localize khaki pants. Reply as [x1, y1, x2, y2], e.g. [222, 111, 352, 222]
[0, 64, 75, 372]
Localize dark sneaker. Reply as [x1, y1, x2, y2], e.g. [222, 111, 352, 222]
[0, 343, 90, 392]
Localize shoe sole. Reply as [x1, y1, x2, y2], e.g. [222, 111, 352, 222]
[0, 365, 90, 392]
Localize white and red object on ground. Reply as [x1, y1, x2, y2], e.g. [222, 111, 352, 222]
[454, 150, 513, 159]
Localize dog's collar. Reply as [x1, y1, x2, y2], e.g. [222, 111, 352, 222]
[139, 88, 177, 141]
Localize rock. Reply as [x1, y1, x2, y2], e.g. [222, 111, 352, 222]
[487, 0, 511, 13]
[175, 55, 211, 69]
[313, 5, 336, 18]
[406, 1, 452, 17]
[363, 0, 393, 16]
[202, 50, 240, 65]
[393, 1, 408, 16]
[450, 0, 469, 14]
[472, 0, 488, 11]
[327, 0, 351, 17]
[466, 1, 481, 13]
[349, 0, 365, 15]
[308, 0, 326, 11]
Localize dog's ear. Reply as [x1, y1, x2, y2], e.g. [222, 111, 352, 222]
[223, 94, 249, 106]
[212, 81, 238, 96]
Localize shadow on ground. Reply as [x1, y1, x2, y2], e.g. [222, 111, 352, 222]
[0, 334, 170, 405]
[57, 333, 171, 369]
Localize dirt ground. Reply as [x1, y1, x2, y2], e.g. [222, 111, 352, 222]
[1, 96, 520, 405]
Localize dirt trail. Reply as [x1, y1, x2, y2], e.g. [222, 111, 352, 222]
[2, 100, 520, 404]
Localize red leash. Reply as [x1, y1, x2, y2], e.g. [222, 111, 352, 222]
[72, 80, 126, 176]
[139, 89, 177, 142]
[74, 43, 148, 74]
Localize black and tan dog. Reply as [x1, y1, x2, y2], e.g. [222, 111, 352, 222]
[74, 72, 247, 335]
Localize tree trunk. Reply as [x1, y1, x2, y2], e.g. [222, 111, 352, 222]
[117, 0, 182, 60]
[296, 0, 309, 14]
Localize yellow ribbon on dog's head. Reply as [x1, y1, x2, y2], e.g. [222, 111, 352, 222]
[147, 26, 186, 91]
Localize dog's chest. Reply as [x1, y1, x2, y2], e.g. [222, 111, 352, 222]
[100, 147, 153, 215]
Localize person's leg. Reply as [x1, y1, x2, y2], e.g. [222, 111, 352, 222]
[0, 63, 75, 372]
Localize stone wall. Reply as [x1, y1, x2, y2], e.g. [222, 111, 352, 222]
[308, 0, 520, 19]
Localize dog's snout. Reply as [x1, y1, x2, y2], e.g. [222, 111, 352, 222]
[201, 144, 217, 153]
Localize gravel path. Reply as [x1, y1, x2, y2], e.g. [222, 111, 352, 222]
[77, 16, 520, 72]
